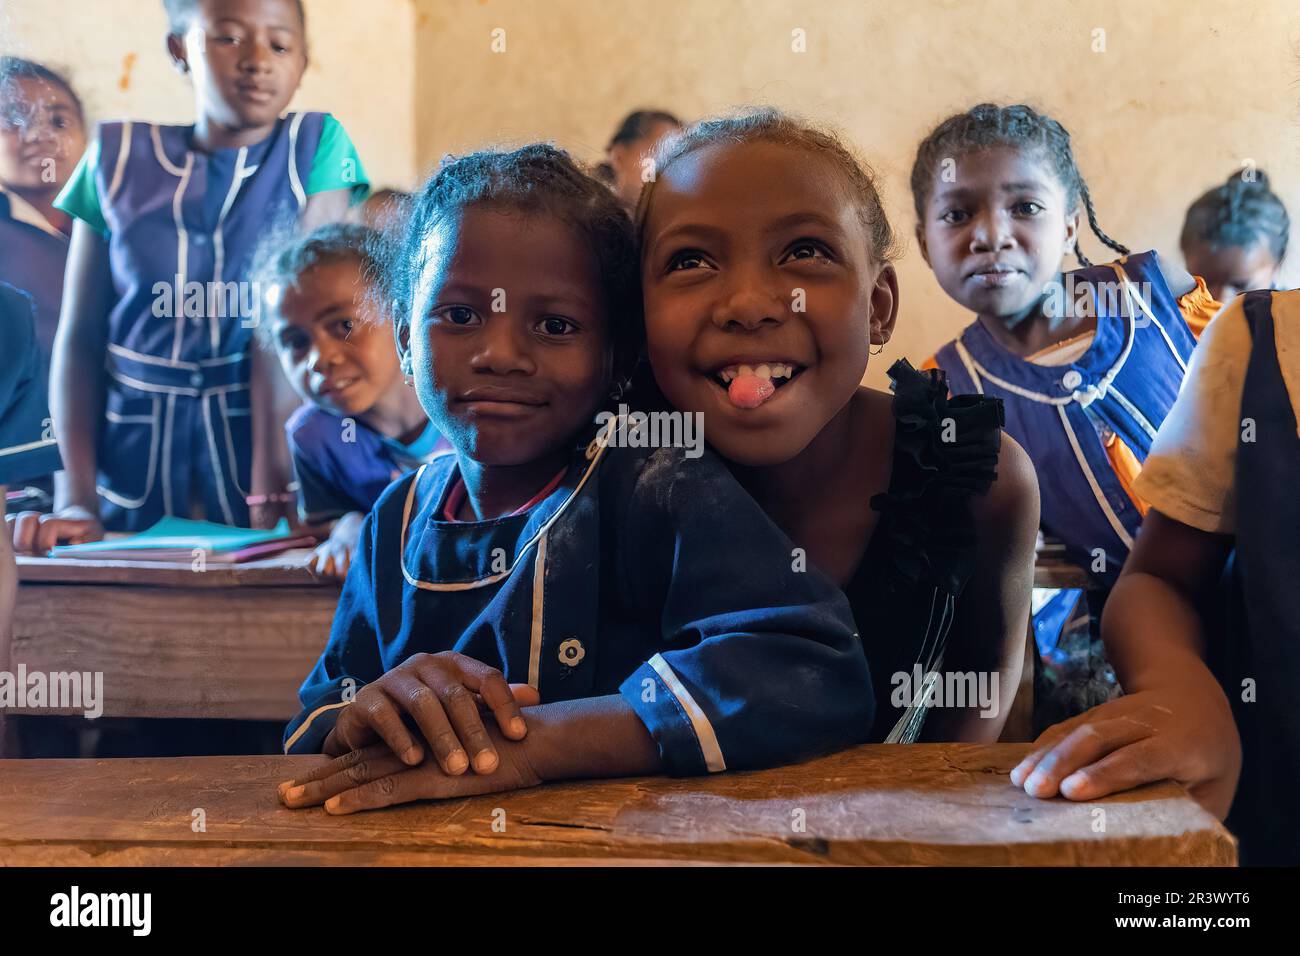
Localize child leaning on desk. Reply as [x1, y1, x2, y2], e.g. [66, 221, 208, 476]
[252, 223, 447, 580]
[278, 144, 876, 814]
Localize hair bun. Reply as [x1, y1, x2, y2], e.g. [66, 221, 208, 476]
[1225, 168, 1271, 191]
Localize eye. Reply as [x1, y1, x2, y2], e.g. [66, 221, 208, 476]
[433, 305, 480, 327]
[331, 317, 355, 339]
[213, 34, 239, 46]
[537, 316, 578, 337]
[1013, 201, 1045, 217]
[278, 329, 309, 354]
[939, 209, 969, 225]
[272, 44, 289, 55]
[781, 240, 834, 264]
[666, 250, 712, 273]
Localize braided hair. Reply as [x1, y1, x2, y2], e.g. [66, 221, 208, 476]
[910, 103, 1128, 267]
[379, 143, 643, 388]
[1180, 170, 1290, 264]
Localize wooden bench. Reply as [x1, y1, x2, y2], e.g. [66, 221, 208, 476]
[0, 744, 1235, 865]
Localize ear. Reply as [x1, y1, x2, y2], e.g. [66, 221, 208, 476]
[1063, 206, 1081, 258]
[166, 33, 190, 75]
[394, 317, 413, 372]
[869, 264, 900, 347]
[914, 222, 931, 268]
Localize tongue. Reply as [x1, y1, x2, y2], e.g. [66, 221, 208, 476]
[727, 373, 776, 409]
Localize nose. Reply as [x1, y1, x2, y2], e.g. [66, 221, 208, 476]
[308, 338, 340, 376]
[969, 209, 1014, 254]
[240, 39, 273, 74]
[471, 317, 537, 375]
[711, 266, 785, 332]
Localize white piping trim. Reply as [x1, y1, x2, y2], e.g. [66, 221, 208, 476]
[218, 391, 249, 499]
[1110, 263, 1187, 375]
[107, 120, 132, 201]
[648, 654, 726, 773]
[168, 152, 194, 362]
[149, 123, 187, 176]
[1107, 385, 1157, 441]
[398, 422, 614, 592]
[97, 395, 162, 510]
[107, 369, 250, 398]
[161, 392, 175, 515]
[1056, 404, 1133, 548]
[527, 532, 547, 689]
[0, 437, 57, 457]
[104, 410, 153, 424]
[107, 343, 249, 370]
[951, 340, 984, 394]
[210, 146, 248, 355]
[287, 112, 306, 208]
[202, 393, 237, 525]
[283, 700, 351, 753]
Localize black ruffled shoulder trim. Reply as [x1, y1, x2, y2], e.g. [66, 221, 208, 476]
[867, 358, 1004, 596]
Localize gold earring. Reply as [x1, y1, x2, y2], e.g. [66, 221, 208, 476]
[870, 344, 884, 356]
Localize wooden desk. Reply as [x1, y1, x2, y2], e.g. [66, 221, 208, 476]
[6, 551, 339, 724]
[0, 745, 1236, 866]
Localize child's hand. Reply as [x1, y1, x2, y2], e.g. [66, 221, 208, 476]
[7, 506, 105, 554]
[279, 732, 543, 814]
[1010, 685, 1242, 819]
[308, 511, 365, 580]
[322, 652, 541, 775]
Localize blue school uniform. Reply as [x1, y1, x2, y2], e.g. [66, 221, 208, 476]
[53, 113, 368, 531]
[0, 283, 62, 486]
[284, 424, 875, 775]
[286, 403, 447, 522]
[1223, 291, 1300, 865]
[0, 186, 68, 361]
[933, 252, 1195, 584]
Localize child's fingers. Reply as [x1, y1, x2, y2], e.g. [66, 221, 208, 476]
[1020, 717, 1153, 798]
[381, 674, 470, 775]
[461, 662, 528, 740]
[10, 511, 41, 552]
[508, 683, 541, 707]
[281, 749, 409, 808]
[1009, 714, 1089, 786]
[351, 690, 424, 765]
[1056, 737, 1180, 802]
[433, 679, 499, 773]
[280, 742, 388, 792]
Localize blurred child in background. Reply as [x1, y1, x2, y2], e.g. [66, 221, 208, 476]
[1180, 169, 1289, 312]
[597, 108, 681, 211]
[254, 222, 443, 580]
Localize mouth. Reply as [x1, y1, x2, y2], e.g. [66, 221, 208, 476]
[235, 83, 276, 104]
[317, 375, 360, 398]
[965, 263, 1025, 287]
[454, 387, 548, 417]
[704, 360, 808, 410]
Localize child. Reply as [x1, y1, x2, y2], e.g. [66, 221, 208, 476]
[635, 109, 1040, 744]
[253, 223, 445, 579]
[0, 57, 87, 363]
[596, 109, 682, 211]
[0, 285, 63, 745]
[1010, 289, 1300, 864]
[19, 0, 369, 554]
[1180, 170, 1289, 310]
[277, 145, 874, 814]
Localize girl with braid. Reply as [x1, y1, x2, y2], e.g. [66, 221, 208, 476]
[913, 104, 1221, 587]
[1180, 169, 1290, 312]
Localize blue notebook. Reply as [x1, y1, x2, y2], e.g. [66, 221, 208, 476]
[50, 517, 300, 559]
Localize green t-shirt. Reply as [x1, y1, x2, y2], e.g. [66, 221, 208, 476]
[55, 113, 369, 235]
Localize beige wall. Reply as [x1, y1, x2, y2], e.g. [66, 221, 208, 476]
[412, 0, 1300, 383]
[0, 0, 417, 189]
[6, 0, 1299, 384]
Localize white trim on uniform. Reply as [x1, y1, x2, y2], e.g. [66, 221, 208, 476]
[1056, 404, 1134, 549]
[647, 653, 727, 773]
[107, 120, 132, 201]
[527, 532, 548, 689]
[96, 395, 162, 510]
[202, 394, 236, 525]
[0, 437, 57, 457]
[210, 146, 249, 355]
[287, 112, 306, 208]
[167, 150, 194, 362]
[217, 391, 250, 499]
[952, 340, 985, 395]
[283, 701, 351, 753]
[1107, 385, 1158, 441]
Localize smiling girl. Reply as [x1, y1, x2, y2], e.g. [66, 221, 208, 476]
[637, 109, 1040, 743]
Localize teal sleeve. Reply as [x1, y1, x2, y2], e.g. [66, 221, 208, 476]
[53, 138, 108, 235]
[305, 114, 370, 203]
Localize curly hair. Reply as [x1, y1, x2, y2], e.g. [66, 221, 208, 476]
[378, 142, 643, 387]
[910, 103, 1128, 268]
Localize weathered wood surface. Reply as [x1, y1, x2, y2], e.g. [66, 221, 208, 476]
[0, 745, 1237, 866]
[16, 549, 331, 588]
[5, 573, 336, 723]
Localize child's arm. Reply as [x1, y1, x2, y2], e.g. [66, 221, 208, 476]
[248, 346, 297, 529]
[1010, 511, 1240, 817]
[300, 189, 353, 231]
[307, 510, 365, 579]
[922, 434, 1039, 742]
[36, 221, 113, 549]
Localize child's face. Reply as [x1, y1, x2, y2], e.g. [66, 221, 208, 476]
[917, 146, 1079, 319]
[640, 140, 896, 467]
[1181, 239, 1279, 306]
[268, 258, 403, 418]
[169, 0, 307, 132]
[402, 205, 612, 468]
[0, 77, 85, 193]
[609, 120, 678, 209]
